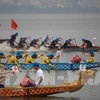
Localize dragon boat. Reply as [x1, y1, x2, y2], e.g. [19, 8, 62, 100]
[48, 46, 100, 52]
[0, 70, 96, 97]
[3, 62, 100, 70]
[0, 44, 100, 52]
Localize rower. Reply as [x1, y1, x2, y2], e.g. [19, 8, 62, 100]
[18, 37, 24, 49]
[9, 32, 18, 47]
[24, 53, 43, 64]
[40, 35, 50, 47]
[49, 37, 62, 48]
[40, 53, 59, 68]
[0, 52, 11, 67]
[6, 52, 23, 67]
[62, 38, 77, 49]
[30, 38, 40, 48]
[18, 37, 29, 49]
[81, 38, 92, 48]
[82, 51, 96, 63]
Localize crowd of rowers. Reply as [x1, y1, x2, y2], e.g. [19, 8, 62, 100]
[9, 32, 93, 49]
[0, 50, 96, 69]
[0, 50, 96, 88]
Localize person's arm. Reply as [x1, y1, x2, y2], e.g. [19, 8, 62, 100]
[85, 57, 94, 63]
[0, 71, 11, 75]
[22, 54, 28, 58]
[52, 55, 59, 59]
[3, 55, 11, 59]
[0, 66, 6, 72]
[37, 54, 44, 58]
[36, 76, 43, 86]
[82, 57, 93, 63]
[14, 40, 18, 44]
[14, 58, 20, 67]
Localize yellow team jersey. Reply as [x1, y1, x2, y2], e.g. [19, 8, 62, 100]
[7, 56, 20, 66]
[86, 57, 96, 63]
[24, 54, 42, 64]
[40, 56, 57, 64]
[40, 56, 51, 64]
[0, 56, 9, 67]
[24, 57, 34, 64]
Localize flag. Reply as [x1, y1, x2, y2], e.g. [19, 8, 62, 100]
[11, 19, 18, 30]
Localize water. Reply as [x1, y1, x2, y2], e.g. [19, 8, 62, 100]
[0, 14, 100, 100]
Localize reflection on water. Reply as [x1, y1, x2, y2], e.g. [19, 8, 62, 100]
[0, 96, 80, 100]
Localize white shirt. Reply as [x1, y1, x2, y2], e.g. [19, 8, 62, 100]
[35, 68, 44, 86]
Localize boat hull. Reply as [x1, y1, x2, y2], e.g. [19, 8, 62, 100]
[0, 86, 69, 97]
[48, 46, 100, 52]
[3, 62, 99, 70]
[0, 45, 100, 52]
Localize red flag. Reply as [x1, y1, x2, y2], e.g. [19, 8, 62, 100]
[11, 19, 18, 30]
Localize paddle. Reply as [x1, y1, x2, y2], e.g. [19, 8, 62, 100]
[73, 38, 77, 46]
[92, 37, 97, 46]
[0, 66, 18, 83]
[52, 51, 61, 69]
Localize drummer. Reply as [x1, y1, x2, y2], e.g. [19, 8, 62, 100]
[82, 51, 96, 63]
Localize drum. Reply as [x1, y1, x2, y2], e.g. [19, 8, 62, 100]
[20, 76, 32, 87]
[71, 55, 81, 63]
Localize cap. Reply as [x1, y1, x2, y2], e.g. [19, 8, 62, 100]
[31, 53, 38, 57]
[16, 54, 22, 58]
[33, 62, 40, 67]
[0, 52, 5, 56]
[15, 32, 18, 35]
[48, 53, 54, 57]
[89, 50, 94, 56]
[16, 52, 22, 55]
[68, 39, 71, 42]
[20, 37, 23, 39]
[82, 38, 85, 41]
[55, 38, 59, 41]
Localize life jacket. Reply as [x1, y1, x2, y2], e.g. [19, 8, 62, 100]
[20, 76, 32, 87]
[71, 55, 81, 63]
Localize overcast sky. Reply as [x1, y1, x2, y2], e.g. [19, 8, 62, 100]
[0, 0, 100, 13]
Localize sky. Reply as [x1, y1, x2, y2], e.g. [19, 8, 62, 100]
[0, 0, 100, 13]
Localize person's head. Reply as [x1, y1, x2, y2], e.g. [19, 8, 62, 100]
[67, 38, 71, 43]
[31, 53, 38, 59]
[47, 53, 54, 59]
[46, 35, 49, 39]
[16, 52, 22, 55]
[89, 50, 95, 56]
[0, 52, 5, 58]
[20, 37, 23, 40]
[16, 53, 22, 59]
[82, 38, 85, 42]
[33, 62, 40, 70]
[15, 32, 18, 36]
